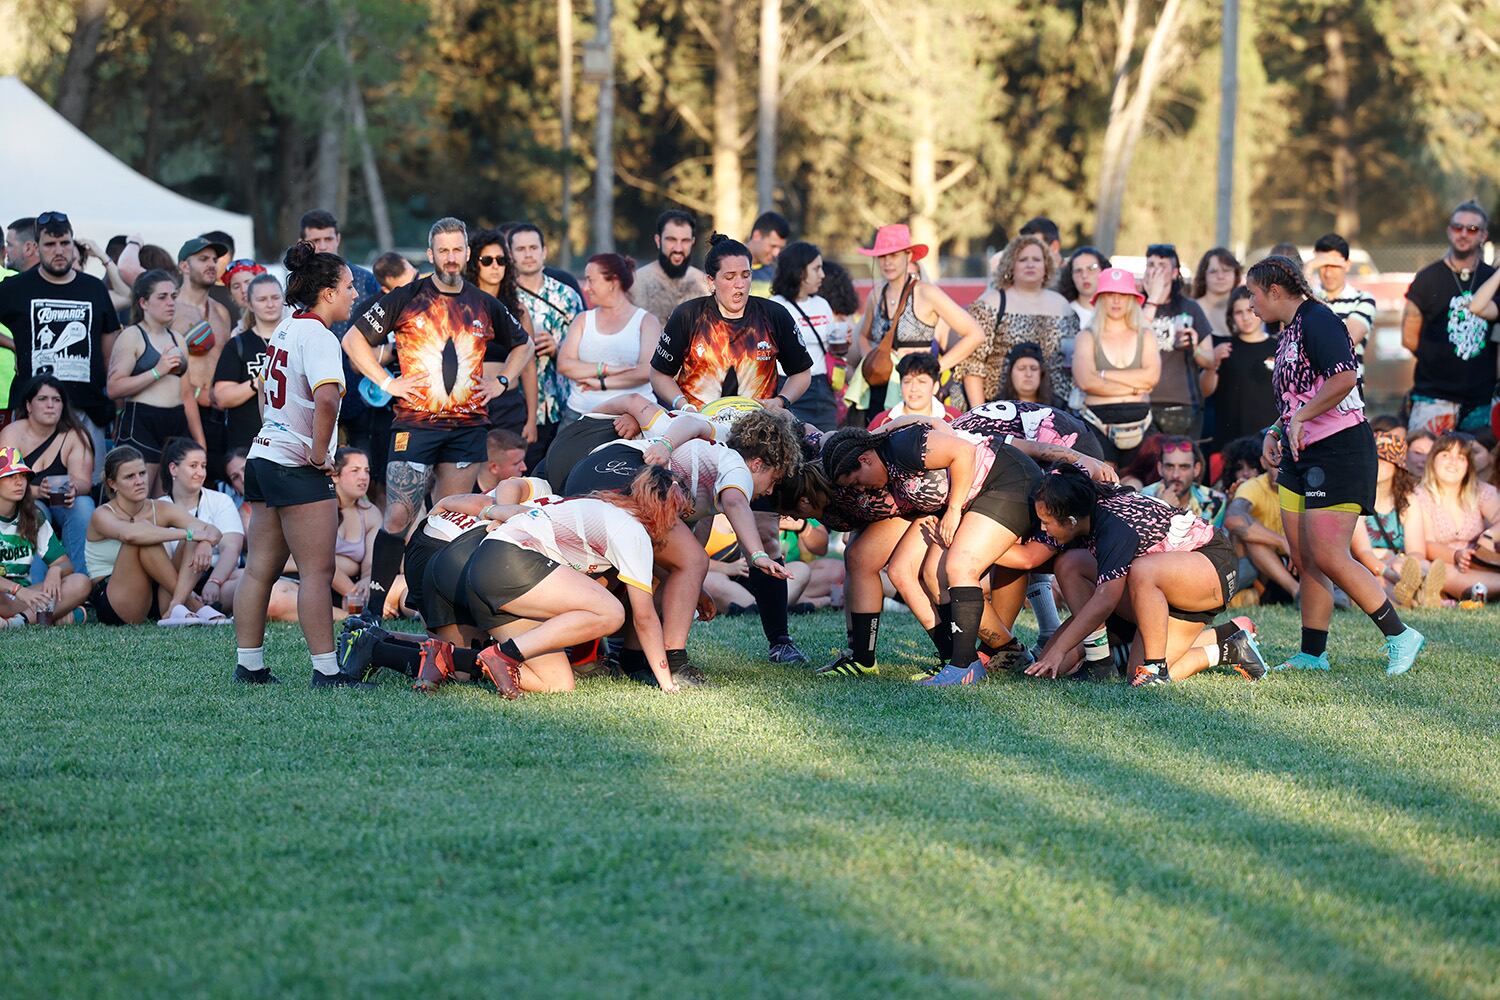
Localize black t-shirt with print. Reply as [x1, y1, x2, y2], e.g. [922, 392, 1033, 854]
[0, 266, 121, 425]
[1210, 334, 1279, 450]
[653, 296, 813, 407]
[1149, 293, 1213, 407]
[213, 330, 270, 454]
[1406, 259, 1498, 405]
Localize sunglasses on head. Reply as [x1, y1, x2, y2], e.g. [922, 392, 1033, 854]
[1160, 439, 1195, 455]
[36, 211, 69, 227]
[225, 258, 256, 270]
[1450, 222, 1484, 234]
[477, 255, 507, 267]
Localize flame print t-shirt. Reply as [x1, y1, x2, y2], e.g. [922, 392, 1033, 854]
[652, 296, 813, 407]
[354, 277, 527, 430]
[1271, 298, 1364, 449]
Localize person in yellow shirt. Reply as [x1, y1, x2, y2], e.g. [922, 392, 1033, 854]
[1224, 460, 1297, 603]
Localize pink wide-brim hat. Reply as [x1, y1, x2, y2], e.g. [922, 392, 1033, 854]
[857, 224, 929, 263]
[1091, 267, 1146, 306]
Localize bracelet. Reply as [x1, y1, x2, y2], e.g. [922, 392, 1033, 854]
[1264, 423, 1282, 440]
[775, 393, 790, 408]
[481, 504, 499, 520]
[186, 529, 194, 542]
[750, 550, 768, 563]
[671, 395, 686, 410]
[150, 367, 161, 381]
[380, 375, 393, 392]
[648, 436, 673, 453]
[596, 362, 604, 378]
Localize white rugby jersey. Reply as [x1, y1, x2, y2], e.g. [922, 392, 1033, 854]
[419, 477, 554, 544]
[487, 496, 656, 593]
[606, 437, 752, 523]
[248, 312, 345, 467]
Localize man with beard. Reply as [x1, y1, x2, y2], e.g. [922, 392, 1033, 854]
[629, 209, 704, 326]
[174, 236, 234, 476]
[0, 211, 120, 478]
[343, 217, 532, 612]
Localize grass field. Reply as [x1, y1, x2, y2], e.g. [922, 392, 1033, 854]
[3, 605, 1498, 998]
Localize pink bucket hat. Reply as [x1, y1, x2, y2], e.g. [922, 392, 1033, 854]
[1091, 267, 1145, 305]
[857, 224, 929, 263]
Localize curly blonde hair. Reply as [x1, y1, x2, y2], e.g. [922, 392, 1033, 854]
[992, 234, 1057, 290]
[726, 408, 802, 478]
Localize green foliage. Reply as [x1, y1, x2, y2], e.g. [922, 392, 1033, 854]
[2, 606, 1499, 996]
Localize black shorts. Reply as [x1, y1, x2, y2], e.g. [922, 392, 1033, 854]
[418, 526, 488, 630]
[1168, 530, 1238, 624]
[402, 529, 443, 617]
[115, 401, 189, 464]
[1278, 422, 1376, 515]
[459, 538, 560, 631]
[242, 457, 335, 507]
[389, 425, 487, 468]
[563, 441, 645, 496]
[543, 415, 628, 494]
[965, 443, 1043, 535]
[90, 576, 161, 625]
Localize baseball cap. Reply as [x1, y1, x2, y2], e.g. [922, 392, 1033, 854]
[179, 235, 230, 262]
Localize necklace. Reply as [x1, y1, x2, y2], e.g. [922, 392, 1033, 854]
[1447, 253, 1478, 290]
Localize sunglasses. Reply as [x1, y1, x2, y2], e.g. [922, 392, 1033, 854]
[477, 255, 507, 267]
[225, 258, 256, 270]
[1449, 223, 1485, 234]
[36, 211, 69, 227]
[1072, 263, 1102, 274]
[1160, 440, 1195, 455]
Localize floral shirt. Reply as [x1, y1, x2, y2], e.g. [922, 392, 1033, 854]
[520, 275, 584, 425]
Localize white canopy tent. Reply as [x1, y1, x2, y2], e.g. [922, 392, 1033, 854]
[0, 76, 255, 261]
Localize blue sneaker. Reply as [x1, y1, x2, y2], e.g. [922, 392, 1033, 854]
[916, 660, 987, 686]
[1384, 627, 1425, 676]
[1272, 651, 1331, 672]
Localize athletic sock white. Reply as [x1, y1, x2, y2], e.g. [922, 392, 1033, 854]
[1083, 627, 1110, 662]
[1202, 644, 1222, 666]
[236, 646, 265, 671]
[311, 652, 340, 676]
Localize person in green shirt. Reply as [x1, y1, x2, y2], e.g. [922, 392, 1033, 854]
[0, 446, 91, 626]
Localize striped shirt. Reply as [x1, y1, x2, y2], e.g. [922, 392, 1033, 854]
[1321, 286, 1377, 375]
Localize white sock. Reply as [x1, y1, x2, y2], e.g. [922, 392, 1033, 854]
[1083, 627, 1110, 662]
[1202, 643, 1222, 666]
[236, 646, 265, 671]
[311, 652, 340, 676]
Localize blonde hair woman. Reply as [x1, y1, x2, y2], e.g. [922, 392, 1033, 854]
[1403, 431, 1500, 602]
[1071, 268, 1160, 466]
[959, 235, 1076, 407]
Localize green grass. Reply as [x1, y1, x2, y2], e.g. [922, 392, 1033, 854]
[2, 606, 1498, 998]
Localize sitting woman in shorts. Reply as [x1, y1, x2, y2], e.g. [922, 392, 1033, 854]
[0, 446, 91, 627]
[86, 445, 224, 626]
[107, 270, 206, 489]
[459, 465, 688, 696]
[156, 437, 243, 619]
[1402, 431, 1500, 603]
[1025, 463, 1265, 686]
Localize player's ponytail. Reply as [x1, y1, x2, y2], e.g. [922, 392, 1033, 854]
[283, 240, 347, 310]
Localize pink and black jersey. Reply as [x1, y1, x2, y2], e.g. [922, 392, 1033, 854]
[873, 423, 998, 515]
[1272, 299, 1365, 448]
[1075, 489, 1218, 585]
[488, 496, 657, 593]
[953, 400, 1093, 452]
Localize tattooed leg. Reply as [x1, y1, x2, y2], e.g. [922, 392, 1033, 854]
[369, 460, 432, 607]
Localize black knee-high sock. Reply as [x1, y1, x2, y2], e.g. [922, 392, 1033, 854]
[368, 529, 406, 602]
[1368, 600, 1405, 637]
[372, 636, 423, 677]
[452, 646, 480, 674]
[949, 586, 985, 668]
[850, 612, 880, 666]
[744, 562, 790, 643]
[1301, 627, 1329, 657]
[927, 602, 954, 662]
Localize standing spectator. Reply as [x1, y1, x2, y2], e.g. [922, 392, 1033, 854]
[173, 236, 232, 477]
[558, 253, 658, 420]
[344, 218, 530, 612]
[1190, 247, 1242, 339]
[818, 259, 860, 352]
[212, 273, 282, 458]
[745, 210, 790, 296]
[630, 209, 705, 325]
[0, 211, 121, 480]
[107, 270, 205, 489]
[199, 230, 242, 327]
[221, 257, 266, 318]
[1311, 234, 1376, 376]
[1072, 268, 1160, 466]
[997, 341, 1062, 407]
[1141, 243, 1214, 439]
[0, 375, 95, 574]
[510, 223, 584, 466]
[1206, 286, 1279, 453]
[770, 241, 839, 430]
[960, 234, 1076, 406]
[466, 227, 533, 439]
[0, 222, 28, 424]
[1018, 216, 1064, 273]
[372, 251, 419, 294]
[4, 218, 40, 272]
[867, 353, 959, 428]
[1059, 246, 1109, 334]
[1141, 436, 1227, 526]
[1403, 200, 1496, 435]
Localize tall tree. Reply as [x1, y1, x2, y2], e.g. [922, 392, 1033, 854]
[54, 0, 109, 127]
[757, 0, 780, 213]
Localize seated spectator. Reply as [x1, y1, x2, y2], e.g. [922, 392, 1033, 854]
[0, 446, 90, 627]
[1073, 268, 1160, 468]
[1206, 286, 1278, 454]
[1223, 458, 1298, 605]
[867, 352, 960, 428]
[1405, 428, 1434, 478]
[212, 273, 280, 458]
[779, 514, 844, 610]
[997, 341, 1064, 407]
[218, 448, 250, 531]
[156, 437, 243, 619]
[1403, 432, 1500, 603]
[1352, 428, 1445, 607]
[1213, 435, 1265, 501]
[1117, 432, 1165, 491]
[0, 375, 94, 574]
[1140, 436, 1227, 526]
[86, 445, 223, 626]
[557, 252, 657, 423]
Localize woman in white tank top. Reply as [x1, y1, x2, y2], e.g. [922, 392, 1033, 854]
[557, 253, 661, 418]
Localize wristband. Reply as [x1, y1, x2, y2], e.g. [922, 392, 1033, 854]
[596, 362, 604, 378]
[186, 529, 194, 542]
[599, 374, 608, 390]
[775, 393, 790, 408]
[671, 395, 687, 410]
[750, 550, 769, 564]
[481, 504, 499, 521]
[380, 375, 393, 392]
[1264, 423, 1282, 440]
[150, 366, 161, 381]
[648, 436, 673, 453]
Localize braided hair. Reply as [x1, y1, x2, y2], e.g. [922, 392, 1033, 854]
[1030, 461, 1122, 523]
[820, 427, 883, 482]
[1245, 254, 1314, 301]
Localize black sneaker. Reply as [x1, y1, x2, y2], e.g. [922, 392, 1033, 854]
[818, 650, 879, 678]
[232, 664, 280, 684]
[673, 662, 710, 687]
[336, 623, 388, 682]
[311, 670, 375, 689]
[1224, 628, 1268, 682]
[768, 637, 808, 664]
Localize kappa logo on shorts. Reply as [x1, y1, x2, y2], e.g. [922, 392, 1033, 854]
[394, 432, 410, 453]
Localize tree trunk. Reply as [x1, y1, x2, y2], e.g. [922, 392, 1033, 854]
[54, 0, 110, 128]
[559, 0, 575, 268]
[757, 0, 780, 213]
[592, 0, 617, 252]
[712, 0, 743, 238]
[1322, 16, 1359, 239]
[335, 14, 394, 250]
[313, 91, 346, 219]
[908, 7, 939, 277]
